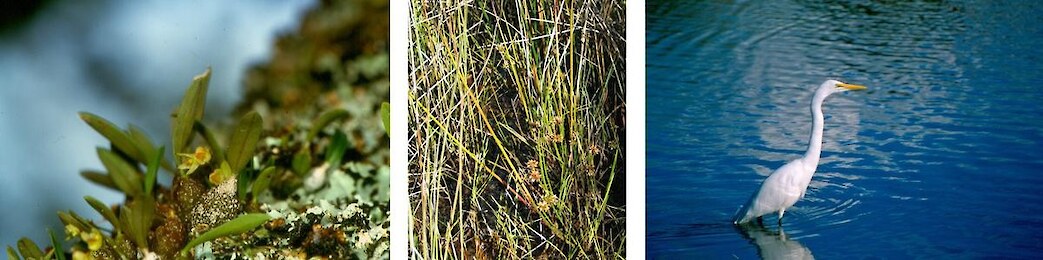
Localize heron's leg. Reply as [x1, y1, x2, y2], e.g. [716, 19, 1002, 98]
[777, 209, 786, 225]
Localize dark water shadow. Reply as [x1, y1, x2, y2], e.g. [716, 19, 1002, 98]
[648, 222, 736, 240]
[736, 222, 814, 260]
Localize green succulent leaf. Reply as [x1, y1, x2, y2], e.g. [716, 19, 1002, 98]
[97, 148, 144, 197]
[15, 238, 42, 259]
[180, 213, 270, 256]
[227, 111, 263, 174]
[381, 102, 390, 135]
[172, 67, 211, 160]
[117, 206, 134, 247]
[251, 166, 277, 201]
[127, 125, 174, 172]
[126, 125, 156, 162]
[48, 228, 65, 260]
[144, 146, 164, 196]
[80, 170, 119, 191]
[120, 197, 154, 250]
[6, 246, 18, 260]
[292, 149, 311, 176]
[308, 108, 349, 141]
[237, 168, 251, 201]
[232, 161, 253, 200]
[56, 212, 89, 232]
[79, 112, 145, 164]
[84, 196, 119, 233]
[131, 197, 155, 249]
[69, 212, 96, 229]
[326, 131, 348, 167]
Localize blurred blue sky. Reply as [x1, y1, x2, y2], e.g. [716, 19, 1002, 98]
[0, 0, 314, 246]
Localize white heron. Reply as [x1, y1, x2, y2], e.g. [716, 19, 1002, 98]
[733, 79, 866, 225]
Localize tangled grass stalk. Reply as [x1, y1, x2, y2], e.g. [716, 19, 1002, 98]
[408, 0, 625, 258]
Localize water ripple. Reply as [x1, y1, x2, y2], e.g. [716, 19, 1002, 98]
[649, 0, 1043, 258]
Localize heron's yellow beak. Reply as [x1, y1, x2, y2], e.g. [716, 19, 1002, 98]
[837, 83, 867, 90]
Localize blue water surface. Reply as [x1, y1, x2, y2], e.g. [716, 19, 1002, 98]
[647, 0, 1043, 258]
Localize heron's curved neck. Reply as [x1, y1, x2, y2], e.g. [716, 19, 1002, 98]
[804, 91, 827, 166]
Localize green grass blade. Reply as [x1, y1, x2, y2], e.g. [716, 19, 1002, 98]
[307, 108, 349, 141]
[144, 146, 164, 196]
[226, 111, 262, 174]
[588, 150, 619, 245]
[172, 67, 211, 159]
[48, 228, 65, 260]
[380, 102, 390, 135]
[180, 213, 270, 255]
[79, 112, 144, 164]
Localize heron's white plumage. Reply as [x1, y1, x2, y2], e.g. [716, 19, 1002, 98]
[733, 79, 865, 225]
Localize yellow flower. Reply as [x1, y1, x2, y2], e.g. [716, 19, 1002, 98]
[72, 250, 92, 260]
[208, 169, 224, 185]
[536, 200, 550, 212]
[583, 163, 597, 177]
[543, 194, 558, 204]
[178, 146, 211, 175]
[528, 169, 541, 183]
[65, 224, 81, 237]
[536, 194, 559, 212]
[548, 133, 563, 143]
[526, 159, 538, 169]
[81, 228, 103, 251]
[208, 161, 236, 186]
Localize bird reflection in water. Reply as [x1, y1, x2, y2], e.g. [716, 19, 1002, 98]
[735, 223, 814, 260]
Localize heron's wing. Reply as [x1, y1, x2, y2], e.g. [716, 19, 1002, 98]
[735, 159, 812, 223]
[769, 160, 808, 199]
[734, 164, 787, 223]
[735, 160, 808, 224]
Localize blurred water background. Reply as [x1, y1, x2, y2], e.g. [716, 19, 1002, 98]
[647, 0, 1043, 258]
[0, 0, 313, 246]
